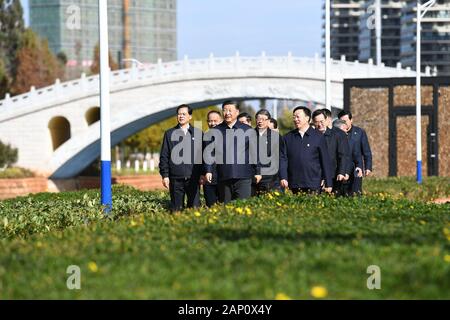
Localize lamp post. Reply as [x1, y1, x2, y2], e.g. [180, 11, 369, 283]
[99, 0, 112, 211]
[375, 0, 382, 65]
[325, 0, 331, 110]
[416, 0, 436, 184]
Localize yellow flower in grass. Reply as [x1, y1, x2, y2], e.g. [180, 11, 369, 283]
[194, 211, 201, 217]
[88, 262, 98, 273]
[245, 207, 252, 215]
[267, 193, 274, 200]
[235, 207, 244, 214]
[130, 220, 138, 227]
[275, 292, 291, 300]
[444, 255, 450, 263]
[310, 286, 328, 299]
[274, 191, 281, 196]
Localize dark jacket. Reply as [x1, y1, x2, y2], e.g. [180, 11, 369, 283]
[280, 127, 333, 190]
[323, 127, 350, 177]
[255, 128, 281, 184]
[205, 120, 261, 182]
[347, 125, 372, 172]
[202, 129, 218, 185]
[159, 124, 203, 179]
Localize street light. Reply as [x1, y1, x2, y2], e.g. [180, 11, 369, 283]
[325, 0, 331, 110]
[99, 0, 112, 212]
[375, 0, 382, 65]
[416, 0, 436, 184]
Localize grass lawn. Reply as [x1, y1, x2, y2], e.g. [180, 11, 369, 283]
[0, 178, 449, 299]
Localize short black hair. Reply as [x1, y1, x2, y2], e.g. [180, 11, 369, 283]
[177, 104, 193, 115]
[238, 112, 252, 123]
[269, 118, 278, 129]
[255, 109, 271, 119]
[322, 108, 332, 118]
[338, 110, 352, 120]
[207, 110, 222, 119]
[293, 106, 312, 120]
[312, 109, 325, 120]
[222, 100, 240, 110]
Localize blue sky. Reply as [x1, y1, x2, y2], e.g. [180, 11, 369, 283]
[21, 0, 323, 59]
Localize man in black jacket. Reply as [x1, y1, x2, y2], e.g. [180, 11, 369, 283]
[159, 104, 203, 212]
[338, 111, 372, 195]
[201, 110, 222, 207]
[312, 109, 350, 195]
[205, 101, 262, 204]
[252, 109, 281, 195]
[280, 106, 333, 194]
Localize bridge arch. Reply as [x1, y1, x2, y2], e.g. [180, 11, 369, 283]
[48, 116, 71, 151]
[85, 107, 100, 126]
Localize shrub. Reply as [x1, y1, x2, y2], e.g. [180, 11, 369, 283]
[0, 140, 18, 168]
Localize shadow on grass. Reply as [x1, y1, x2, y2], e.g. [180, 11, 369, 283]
[198, 226, 439, 246]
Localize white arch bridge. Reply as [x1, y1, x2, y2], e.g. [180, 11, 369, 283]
[0, 53, 421, 178]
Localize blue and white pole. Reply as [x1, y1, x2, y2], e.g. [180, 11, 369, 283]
[416, 0, 436, 184]
[99, 0, 112, 211]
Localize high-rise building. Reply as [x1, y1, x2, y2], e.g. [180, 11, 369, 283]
[30, 0, 177, 77]
[400, 0, 450, 75]
[323, 0, 364, 61]
[323, 0, 450, 75]
[359, 0, 404, 67]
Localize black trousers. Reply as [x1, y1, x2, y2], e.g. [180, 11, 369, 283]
[291, 187, 320, 195]
[332, 179, 345, 197]
[169, 177, 200, 212]
[218, 178, 252, 204]
[203, 184, 219, 208]
[342, 174, 363, 197]
[252, 175, 279, 196]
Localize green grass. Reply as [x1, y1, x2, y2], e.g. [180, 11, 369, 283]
[364, 176, 450, 202]
[0, 179, 449, 299]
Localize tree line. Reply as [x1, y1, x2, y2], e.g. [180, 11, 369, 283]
[0, 0, 118, 100]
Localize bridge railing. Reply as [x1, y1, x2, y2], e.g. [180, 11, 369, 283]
[0, 53, 424, 112]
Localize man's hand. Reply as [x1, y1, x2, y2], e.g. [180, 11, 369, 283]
[162, 177, 170, 189]
[205, 173, 213, 184]
[281, 179, 289, 189]
[344, 174, 350, 181]
[324, 187, 333, 194]
[255, 175, 262, 184]
[321, 180, 325, 187]
[355, 167, 363, 178]
[365, 169, 372, 177]
[336, 174, 345, 181]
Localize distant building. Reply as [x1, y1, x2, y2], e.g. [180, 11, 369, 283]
[323, 0, 450, 75]
[324, 0, 364, 62]
[400, 0, 450, 75]
[359, 0, 404, 67]
[30, 0, 177, 77]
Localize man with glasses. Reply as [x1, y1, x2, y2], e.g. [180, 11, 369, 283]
[159, 104, 203, 212]
[200, 110, 222, 207]
[252, 109, 281, 195]
[312, 109, 350, 196]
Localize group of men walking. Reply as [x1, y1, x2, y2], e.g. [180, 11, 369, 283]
[159, 101, 372, 212]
